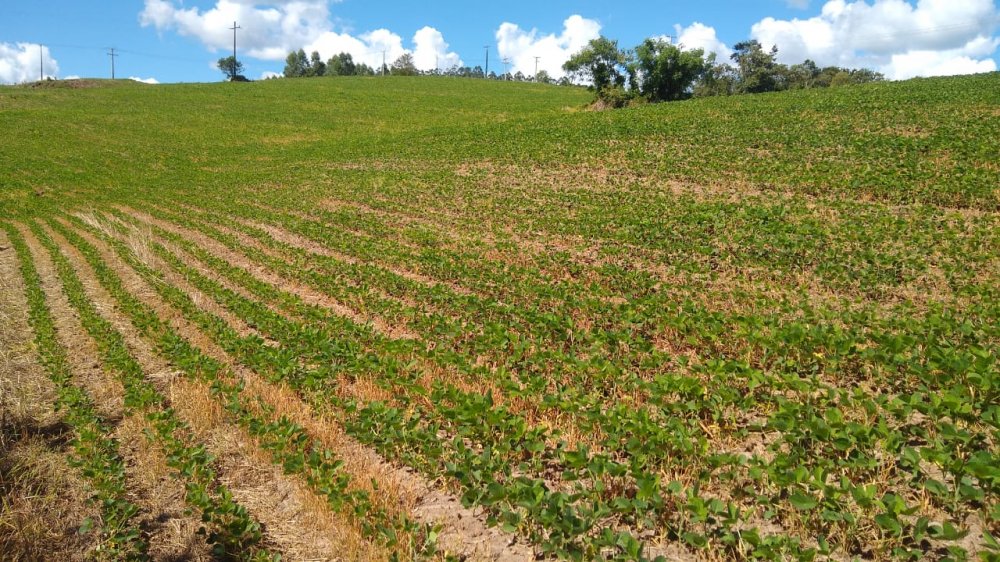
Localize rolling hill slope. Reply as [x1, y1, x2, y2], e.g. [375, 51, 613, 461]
[1, 74, 997, 560]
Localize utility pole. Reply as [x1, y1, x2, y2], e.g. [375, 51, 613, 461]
[534, 56, 540, 79]
[502, 57, 510, 79]
[107, 48, 118, 80]
[484, 45, 489, 78]
[229, 21, 241, 80]
[39, 45, 43, 81]
[382, 50, 387, 76]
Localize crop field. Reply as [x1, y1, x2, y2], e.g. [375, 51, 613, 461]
[0, 74, 997, 561]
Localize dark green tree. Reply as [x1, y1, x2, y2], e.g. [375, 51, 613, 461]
[390, 53, 418, 76]
[217, 56, 246, 81]
[326, 52, 357, 76]
[731, 40, 782, 93]
[785, 59, 821, 89]
[693, 54, 738, 97]
[783, 60, 884, 89]
[562, 36, 629, 93]
[283, 49, 309, 78]
[632, 39, 708, 102]
[306, 51, 326, 77]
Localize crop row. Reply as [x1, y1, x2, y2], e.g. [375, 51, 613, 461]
[97, 205, 999, 560]
[21, 186, 994, 556]
[14, 221, 281, 561]
[4, 223, 147, 560]
[49, 217, 438, 559]
[78, 211, 667, 558]
[133, 199, 998, 464]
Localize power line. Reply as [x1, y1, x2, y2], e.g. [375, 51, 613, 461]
[113, 48, 203, 64]
[855, 19, 998, 41]
[34, 42, 104, 52]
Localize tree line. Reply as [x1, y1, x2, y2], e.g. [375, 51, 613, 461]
[218, 39, 884, 107]
[282, 50, 379, 77]
[279, 48, 573, 83]
[563, 36, 885, 107]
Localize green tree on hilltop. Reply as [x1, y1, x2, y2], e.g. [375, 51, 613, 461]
[217, 56, 246, 81]
[562, 36, 629, 93]
[327, 52, 356, 76]
[731, 40, 781, 93]
[306, 51, 326, 77]
[284, 49, 309, 78]
[391, 53, 418, 76]
[632, 39, 708, 101]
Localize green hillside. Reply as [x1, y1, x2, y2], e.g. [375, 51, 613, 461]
[1, 74, 997, 560]
[2, 74, 999, 211]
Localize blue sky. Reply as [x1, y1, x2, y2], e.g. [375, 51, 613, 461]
[2, 1, 998, 84]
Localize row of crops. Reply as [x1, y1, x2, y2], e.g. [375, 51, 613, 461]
[2, 182, 995, 559]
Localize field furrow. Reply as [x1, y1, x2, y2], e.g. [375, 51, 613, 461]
[124, 205, 420, 341]
[47, 218, 401, 560]
[0, 228, 103, 561]
[16, 222, 217, 560]
[6, 223, 150, 559]
[61, 213, 535, 560]
[88, 211, 757, 555]
[101, 197, 1000, 558]
[21, 221, 279, 560]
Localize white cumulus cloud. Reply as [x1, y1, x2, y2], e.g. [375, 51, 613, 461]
[0, 43, 59, 84]
[673, 22, 732, 60]
[885, 44, 999, 79]
[140, 0, 331, 60]
[750, 0, 1000, 78]
[303, 28, 410, 71]
[129, 76, 160, 84]
[140, 0, 459, 72]
[412, 26, 463, 71]
[301, 31, 381, 68]
[496, 15, 602, 78]
[261, 70, 282, 79]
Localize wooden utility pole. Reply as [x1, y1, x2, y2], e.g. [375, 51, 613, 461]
[484, 45, 489, 77]
[108, 48, 118, 80]
[534, 56, 540, 79]
[39, 45, 43, 81]
[229, 21, 241, 80]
